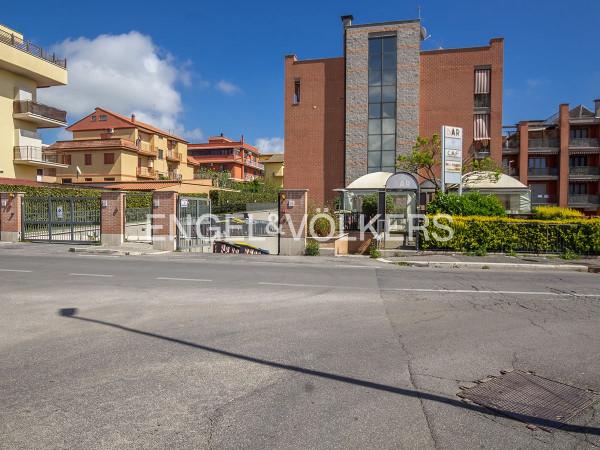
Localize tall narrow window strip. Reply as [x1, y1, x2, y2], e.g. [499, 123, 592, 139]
[293, 80, 301, 104]
[474, 69, 491, 94]
[474, 114, 490, 140]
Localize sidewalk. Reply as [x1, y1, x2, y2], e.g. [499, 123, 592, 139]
[382, 252, 598, 272]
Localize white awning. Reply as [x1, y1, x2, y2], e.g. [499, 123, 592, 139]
[474, 114, 490, 140]
[474, 69, 491, 94]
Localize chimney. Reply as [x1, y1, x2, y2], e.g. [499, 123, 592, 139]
[341, 15, 353, 28]
[131, 113, 136, 122]
[595, 99, 600, 118]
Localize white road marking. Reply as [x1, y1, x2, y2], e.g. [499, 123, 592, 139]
[156, 277, 212, 282]
[0, 269, 32, 273]
[335, 265, 372, 269]
[258, 282, 600, 297]
[69, 273, 114, 278]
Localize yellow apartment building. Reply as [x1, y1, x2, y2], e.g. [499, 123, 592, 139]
[45, 107, 196, 183]
[259, 153, 284, 187]
[0, 24, 68, 181]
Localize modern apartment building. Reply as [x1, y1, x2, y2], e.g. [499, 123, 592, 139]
[259, 153, 284, 187]
[187, 135, 264, 182]
[284, 15, 503, 204]
[45, 107, 195, 183]
[0, 24, 68, 181]
[503, 100, 600, 215]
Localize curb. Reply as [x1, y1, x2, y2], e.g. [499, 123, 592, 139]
[69, 247, 170, 256]
[394, 260, 589, 272]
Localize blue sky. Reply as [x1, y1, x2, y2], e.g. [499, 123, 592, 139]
[5, 0, 600, 150]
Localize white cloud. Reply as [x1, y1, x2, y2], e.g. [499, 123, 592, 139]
[38, 31, 200, 139]
[215, 80, 241, 95]
[255, 137, 284, 154]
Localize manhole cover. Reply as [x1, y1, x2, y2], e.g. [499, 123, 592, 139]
[458, 371, 596, 428]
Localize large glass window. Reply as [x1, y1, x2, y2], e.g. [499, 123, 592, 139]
[368, 35, 396, 173]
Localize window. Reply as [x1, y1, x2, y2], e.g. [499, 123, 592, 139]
[84, 178, 92, 182]
[99, 115, 108, 122]
[570, 155, 587, 167]
[474, 68, 491, 108]
[293, 79, 301, 104]
[158, 149, 164, 159]
[570, 128, 588, 139]
[84, 154, 92, 165]
[529, 157, 547, 169]
[91, 115, 97, 122]
[63, 154, 72, 165]
[104, 153, 115, 164]
[368, 35, 397, 173]
[474, 114, 490, 140]
[62, 178, 72, 184]
[569, 183, 588, 195]
[104, 177, 116, 182]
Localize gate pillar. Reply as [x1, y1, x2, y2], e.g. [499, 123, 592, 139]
[0, 192, 24, 242]
[152, 191, 178, 251]
[100, 191, 125, 246]
[278, 189, 308, 256]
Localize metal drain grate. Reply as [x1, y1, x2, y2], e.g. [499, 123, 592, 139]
[458, 371, 596, 427]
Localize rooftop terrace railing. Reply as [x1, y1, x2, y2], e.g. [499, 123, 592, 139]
[0, 27, 67, 69]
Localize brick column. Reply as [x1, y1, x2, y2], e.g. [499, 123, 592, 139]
[518, 121, 529, 186]
[558, 104, 570, 207]
[100, 191, 125, 246]
[0, 192, 24, 242]
[278, 189, 308, 255]
[152, 191, 178, 251]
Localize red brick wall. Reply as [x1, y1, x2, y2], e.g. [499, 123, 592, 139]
[100, 192, 124, 235]
[0, 192, 23, 235]
[420, 39, 504, 169]
[284, 56, 345, 206]
[558, 104, 570, 207]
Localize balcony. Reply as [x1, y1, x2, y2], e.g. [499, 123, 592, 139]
[13, 100, 67, 128]
[528, 138, 559, 154]
[502, 167, 519, 177]
[166, 150, 182, 162]
[570, 138, 600, 149]
[531, 195, 557, 205]
[244, 159, 264, 171]
[136, 167, 156, 179]
[0, 27, 67, 69]
[569, 194, 600, 207]
[528, 167, 559, 178]
[569, 166, 600, 179]
[137, 142, 157, 157]
[14, 146, 68, 168]
[168, 170, 182, 181]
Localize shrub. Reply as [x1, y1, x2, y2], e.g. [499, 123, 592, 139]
[0, 183, 103, 198]
[420, 216, 600, 255]
[305, 240, 320, 256]
[369, 244, 381, 259]
[427, 192, 506, 217]
[532, 206, 584, 221]
[209, 181, 278, 214]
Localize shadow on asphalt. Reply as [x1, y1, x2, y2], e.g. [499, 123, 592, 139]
[57, 308, 599, 435]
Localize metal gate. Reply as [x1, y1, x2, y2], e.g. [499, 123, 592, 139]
[125, 193, 152, 242]
[22, 197, 101, 243]
[177, 196, 211, 252]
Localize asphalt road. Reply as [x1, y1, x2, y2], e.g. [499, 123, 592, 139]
[1, 246, 599, 449]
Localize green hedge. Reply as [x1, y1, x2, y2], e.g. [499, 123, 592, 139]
[420, 216, 600, 255]
[426, 191, 506, 217]
[0, 184, 103, 198]
[209, 181, 278, 214]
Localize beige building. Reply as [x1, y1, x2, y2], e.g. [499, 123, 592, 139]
[259, 153, 284, 187]
[0, 24, 68, 181]
[46, 107, 196, 183]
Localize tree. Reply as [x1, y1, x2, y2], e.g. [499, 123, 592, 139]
[397, 134, 442, 190]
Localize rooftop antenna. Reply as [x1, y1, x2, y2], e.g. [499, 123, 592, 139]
[417, 5, 422, 19]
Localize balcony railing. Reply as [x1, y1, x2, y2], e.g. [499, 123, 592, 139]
[136, 167, 156, 178]
[168, 171, 182, 181]
[531, 195, 557, 205]
[474, 94, 491, 108]
[245, 159, 264, 171]
[570, 138, 600, 148]
[137, 142, 157, 157]
[528, 138, 559, 149]
[14, 146, 66, 164]
[13, 100, 67, 123]
[166, 150, 182, 162]
[528, 167, 558, 176]
[569, 166, 600, 176]
[502, 167, 519, 177]
[0, 27, 67, 68]
[569, 194, 600, 205]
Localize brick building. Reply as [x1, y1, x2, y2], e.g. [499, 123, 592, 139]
[187, 135, 264, 182]
[503, 100, 600, 215]
[284, 15, 504, 204]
